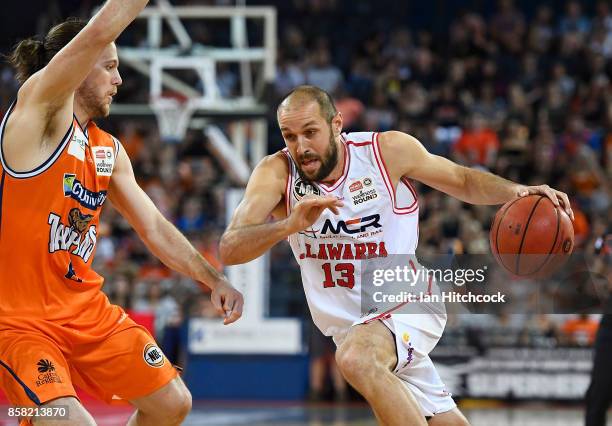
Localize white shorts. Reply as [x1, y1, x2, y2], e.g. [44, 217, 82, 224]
[335, 313, 456, 418]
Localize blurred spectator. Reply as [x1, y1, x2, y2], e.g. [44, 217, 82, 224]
[430, 84, 465, 154]
[305, 47, 343, 94]
[519, 314, 561, 347]
[275, 52, 305, 97]
[528, 5, 554, 52]
[176, 197, 207, 234]
[333, 86, 364, 131]
[453, 113, 500, 168]
[363, 90, 396, 131]
[470, 82, 507, 129]
[107, 273, 134, 310]
[561, 314, 600, 346]
[559, 1, 592, 36]
[490, 0, 526, 53]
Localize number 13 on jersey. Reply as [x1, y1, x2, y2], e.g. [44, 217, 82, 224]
[322, 263, 355, 289]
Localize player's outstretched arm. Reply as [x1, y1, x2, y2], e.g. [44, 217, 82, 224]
[108, 146, 243, 324]
[20, 0, 148, 108]
[379, 131, 573, 219]
[219, 153, 342, 265]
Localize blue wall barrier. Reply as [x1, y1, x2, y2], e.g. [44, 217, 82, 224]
[184, 354, 310, 400]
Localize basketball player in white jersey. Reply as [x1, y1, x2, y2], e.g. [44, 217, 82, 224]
[220, 86, 573, 425]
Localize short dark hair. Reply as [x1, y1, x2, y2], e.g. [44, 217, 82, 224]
[8, 18, 87, 84]
[277, 85, 338, 123]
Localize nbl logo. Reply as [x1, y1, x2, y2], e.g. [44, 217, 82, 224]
[293, 178, 320, 199]
[143, 343, 165, 368]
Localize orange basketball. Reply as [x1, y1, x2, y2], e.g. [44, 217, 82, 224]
[490, 195, 574, 278]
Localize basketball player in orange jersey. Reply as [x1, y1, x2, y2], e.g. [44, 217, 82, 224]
[0, 1, 243, 425]
[220, 86, 573, 426]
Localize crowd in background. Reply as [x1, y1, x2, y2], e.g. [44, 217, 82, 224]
[0, 0, 610, 364]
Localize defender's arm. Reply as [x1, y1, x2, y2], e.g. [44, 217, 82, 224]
[22, 0, 148, 108]
[108, 145, 243, 324]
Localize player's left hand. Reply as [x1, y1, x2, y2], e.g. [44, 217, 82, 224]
[517, 185, 574, 220]
[210, 279, 244, 325]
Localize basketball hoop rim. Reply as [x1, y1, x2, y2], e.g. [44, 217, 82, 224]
[150, 96, 197, 141]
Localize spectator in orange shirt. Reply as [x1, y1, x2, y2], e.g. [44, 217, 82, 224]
[453, 113, 500, 168]
[562, 314, 600, 346]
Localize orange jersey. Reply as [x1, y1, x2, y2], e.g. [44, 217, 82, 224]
[0, 102, 123, 334]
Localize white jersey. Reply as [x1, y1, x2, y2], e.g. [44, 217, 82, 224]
[283, 132, 446, 339]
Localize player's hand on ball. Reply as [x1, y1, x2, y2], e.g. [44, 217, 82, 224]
[210, 279, 244, 325]
[287, 195, 343, 234]
[516, 184, 574, 220]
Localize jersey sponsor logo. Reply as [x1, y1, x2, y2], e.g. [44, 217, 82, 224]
[35, 359, 62, 387]
[293, 178, 320, 199]
[92, 147, 114, 176]
[349, 181, 363, 192]
[350, 177, 378, 205]
[63, 173, 107, 210]
[48, 208, 97, 263]
[143, 343, 165, 368]
[37, 359, 55, 373]
[67, 130, 87, 161]
[321, 214, 382, 235]
[399, 342, 415, 369]
[299, 241, 388, 260]
[349, 176, 373, 193]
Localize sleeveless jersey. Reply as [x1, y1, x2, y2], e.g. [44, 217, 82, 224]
[0, 102, 124, 333]
[283, 132, 446, 338]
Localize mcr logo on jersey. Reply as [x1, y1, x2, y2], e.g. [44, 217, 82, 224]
[321, 214, 382, 235]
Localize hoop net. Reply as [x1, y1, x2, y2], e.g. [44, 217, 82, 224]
[150, 97, 195, 142]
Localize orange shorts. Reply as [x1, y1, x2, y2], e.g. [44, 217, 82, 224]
[0, 314, 178, 408]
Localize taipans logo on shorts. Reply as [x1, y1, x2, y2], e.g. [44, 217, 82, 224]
[293, 178, 320, 200]
[35, 359, 62, 387]
[143, 343, 165, 368]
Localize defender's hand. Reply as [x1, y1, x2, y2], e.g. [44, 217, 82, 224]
[286, 195, 343, 234]
[517, 185, 574, 220]
[210, 280, 244, 325]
